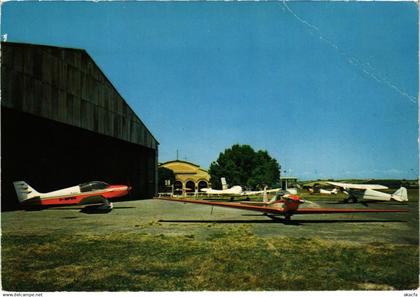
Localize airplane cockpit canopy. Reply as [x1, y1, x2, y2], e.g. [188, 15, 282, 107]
[79, 181, 109, 192]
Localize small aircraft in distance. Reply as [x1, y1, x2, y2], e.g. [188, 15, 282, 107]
[238, 188, 285, 206]
[13, 181, 131, 211]
[305, 185, 338, 195]
[157, 192, 407, 221]
[241, 186, 282, 196]
[200, 177, 280, 198]
[326, 181, 408, 203]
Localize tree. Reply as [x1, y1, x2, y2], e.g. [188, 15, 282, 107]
[158, 167, 176, 192]
[208, 144, 280, 190]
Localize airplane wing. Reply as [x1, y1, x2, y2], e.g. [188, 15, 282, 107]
[156, 197, 286, 215]
[79, 195, 113, 210]
[327, 182, 388, 190]
[241, 190, 261, 195]
[79, 195, 108, 205]
[293, 208, 407, 214]
[156, 198, 407, 215]
[242, 188, 280, 196]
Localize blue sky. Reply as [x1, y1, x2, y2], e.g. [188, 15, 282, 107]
[2, 1, 418, 180]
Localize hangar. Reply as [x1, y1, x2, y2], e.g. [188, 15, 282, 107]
[1, 42, 159, 210]
[160, 160, 210, 195]
[280, 176, 298, 190]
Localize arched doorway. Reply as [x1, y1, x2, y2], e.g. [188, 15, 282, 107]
[185, 181, 195, 193]
[174, 180, 183, 195]
[198, 180, 208, 191]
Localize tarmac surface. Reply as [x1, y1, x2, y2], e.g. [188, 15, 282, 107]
[1, 196, 417, 245]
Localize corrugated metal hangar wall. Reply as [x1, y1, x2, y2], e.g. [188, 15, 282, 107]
[1, 42, 159, 210]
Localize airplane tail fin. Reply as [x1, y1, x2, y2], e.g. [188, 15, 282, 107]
[263, 186, 268, 203]
[221, 177, 228, 190]
[267, 195, 277, 204]
[13, 181, 41, 203]
[392, 187, 408, 202]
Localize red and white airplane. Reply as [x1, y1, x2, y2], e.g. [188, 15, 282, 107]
[157, 192, 407, 221]
[13, 181, 131, 210]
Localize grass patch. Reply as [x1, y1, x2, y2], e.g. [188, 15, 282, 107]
[2, 229, 418, 291]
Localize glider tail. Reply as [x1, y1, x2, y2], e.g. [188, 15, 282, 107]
[221, 177, 228, 190]
[267, 195, 277, 204]
[263, 186, 268, 203]
[392, 187, 408, 202]
[13, 181, 41, 203]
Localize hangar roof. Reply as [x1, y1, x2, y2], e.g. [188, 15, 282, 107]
[160, 160, 210, 182]
[1, 41, 158, 149]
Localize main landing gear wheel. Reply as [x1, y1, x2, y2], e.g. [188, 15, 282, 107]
[97, 202, 113, 210]
[81, 201, 113, 213]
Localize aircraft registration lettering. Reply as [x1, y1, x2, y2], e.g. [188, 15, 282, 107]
[59, 197, 76, 201]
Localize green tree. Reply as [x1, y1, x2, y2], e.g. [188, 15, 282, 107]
[158, 167, 176, 192]
[208, 144, 280, 190]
